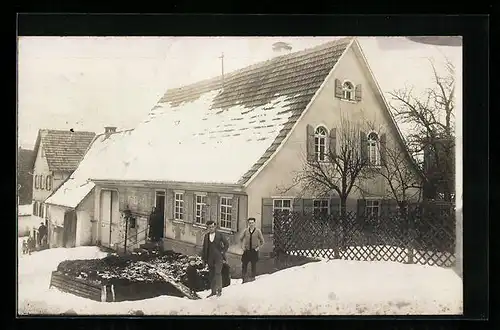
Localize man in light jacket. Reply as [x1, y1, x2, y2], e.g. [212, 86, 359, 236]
[239, 217, 265, 283]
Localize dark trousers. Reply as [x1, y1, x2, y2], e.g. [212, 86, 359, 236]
[242, 249, 258, 278]
[208, 261, 223, 293]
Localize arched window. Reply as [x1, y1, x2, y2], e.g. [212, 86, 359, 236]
[40, 175, 45, 190]
[34, 175, 39, 189]
[342, 81, 355, 100]
[46, 175, 52, 190]
[314, 126, 328, 161]
[367, 132, 380, 166]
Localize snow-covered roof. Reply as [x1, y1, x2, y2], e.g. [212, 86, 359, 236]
[18, 203, 32, 216]
[45, 130, 134, 208]
[89, 38, 352, 185]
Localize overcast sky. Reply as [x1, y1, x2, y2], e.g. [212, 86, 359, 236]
[17, 36, 462, 150]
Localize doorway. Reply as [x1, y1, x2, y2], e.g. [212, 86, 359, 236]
[63, 210, 77, 248]
[154, 191, 166, 240]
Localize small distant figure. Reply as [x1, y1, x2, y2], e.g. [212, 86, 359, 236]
[22, 239, 28, 255]
[37, 222, 48, 248]
[26, 235, 35, 255]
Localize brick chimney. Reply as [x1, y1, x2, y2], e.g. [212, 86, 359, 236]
[104, 126, 117, 134]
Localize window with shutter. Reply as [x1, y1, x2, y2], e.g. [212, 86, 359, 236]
[306, 124, 315, 162]
[329, 128, 337, 156]
[360, 132, 368, 163]
[261, 198, 273, 234]
[380, 133, 387, 166]
[334, 78, 343, 98]
[355, 84, 362, 101]
[219, 196, 233, 230]
[314, 126, 328, 162]
[342, 81, 355, 100]
[230, 196, 239, 232]
[313, 199, 329, 215]
[184, 192, 194, 223]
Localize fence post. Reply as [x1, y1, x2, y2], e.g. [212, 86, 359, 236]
[405, 204, 414, 264]
[333, 212, 341, 259]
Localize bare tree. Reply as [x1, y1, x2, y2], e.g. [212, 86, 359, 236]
[376, 141, 423, 208]
[282, 115, 372, 216]
[388, 58, 455, 202]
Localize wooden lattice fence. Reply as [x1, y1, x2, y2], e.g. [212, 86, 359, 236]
[273, 202, 456, 267]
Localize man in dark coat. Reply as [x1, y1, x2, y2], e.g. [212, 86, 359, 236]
[38, 222, 48, 248]
[148, 207, 159, 242]
[201, 220, 229, 297]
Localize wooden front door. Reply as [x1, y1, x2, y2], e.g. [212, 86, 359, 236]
[62, 210, 77, 248]
[100, 190, 112, 247]
[109, 191, 120, 247]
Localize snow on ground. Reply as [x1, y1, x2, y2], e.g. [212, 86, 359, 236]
[18, 242, 462, 315]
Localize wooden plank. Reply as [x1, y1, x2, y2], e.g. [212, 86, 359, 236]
[136, 261, 201, 300]
[51, 276, 100, 297]
[52, 272, 102, 293]
[51, 278, 100, 301]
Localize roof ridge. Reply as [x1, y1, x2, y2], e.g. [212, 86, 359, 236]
[161, 37, 353, 98]
[43, 129, 96, 134]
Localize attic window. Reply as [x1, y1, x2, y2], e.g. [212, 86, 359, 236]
[342, 81, 354, 100]
[41, 147, 45, 158]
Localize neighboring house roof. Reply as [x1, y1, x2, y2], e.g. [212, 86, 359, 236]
[90, 37, 354, 185]
[31, 129, 96, 172]
[45, 130, 134, 208]
[17, 148, 35, 204]
[18, 203, 32, 216]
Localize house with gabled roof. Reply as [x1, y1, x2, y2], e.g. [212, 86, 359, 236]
[44, 127, 131, 248]
[46, 37, 421, 271]
[31, 129, 96, 242]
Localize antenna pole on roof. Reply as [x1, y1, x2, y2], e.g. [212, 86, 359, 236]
[219, 52, 225, 90]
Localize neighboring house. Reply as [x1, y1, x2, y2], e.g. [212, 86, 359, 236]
[423, 137, 455, 201]
[18, 203, 37, 237]
[17, 147, 35, 205]
[31, 129, 96, 245]
[45, 127, 133, 248]
[46, 38, 420, 271]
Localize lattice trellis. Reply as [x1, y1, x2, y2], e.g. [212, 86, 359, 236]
[273, 203, 456, 268]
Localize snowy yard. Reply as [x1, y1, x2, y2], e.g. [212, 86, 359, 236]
[17, 238, 463, 315]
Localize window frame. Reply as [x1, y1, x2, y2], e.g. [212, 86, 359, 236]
[342, 80, 355, 101]
[46, 175, 52, 190]
[313, 198, 330, 216]
[365, 199, 381, 219]
[314, 125, 328, 162]
[272, 198, 293, 213]
[173, 191, 184, 222]
[194, 193, 208, 225]
[219, 196, 233, 230]
[367, 131, 381, 167]
[40, 174, 45, 190]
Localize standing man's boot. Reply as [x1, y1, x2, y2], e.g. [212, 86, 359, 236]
[207, 291, 217, 298]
